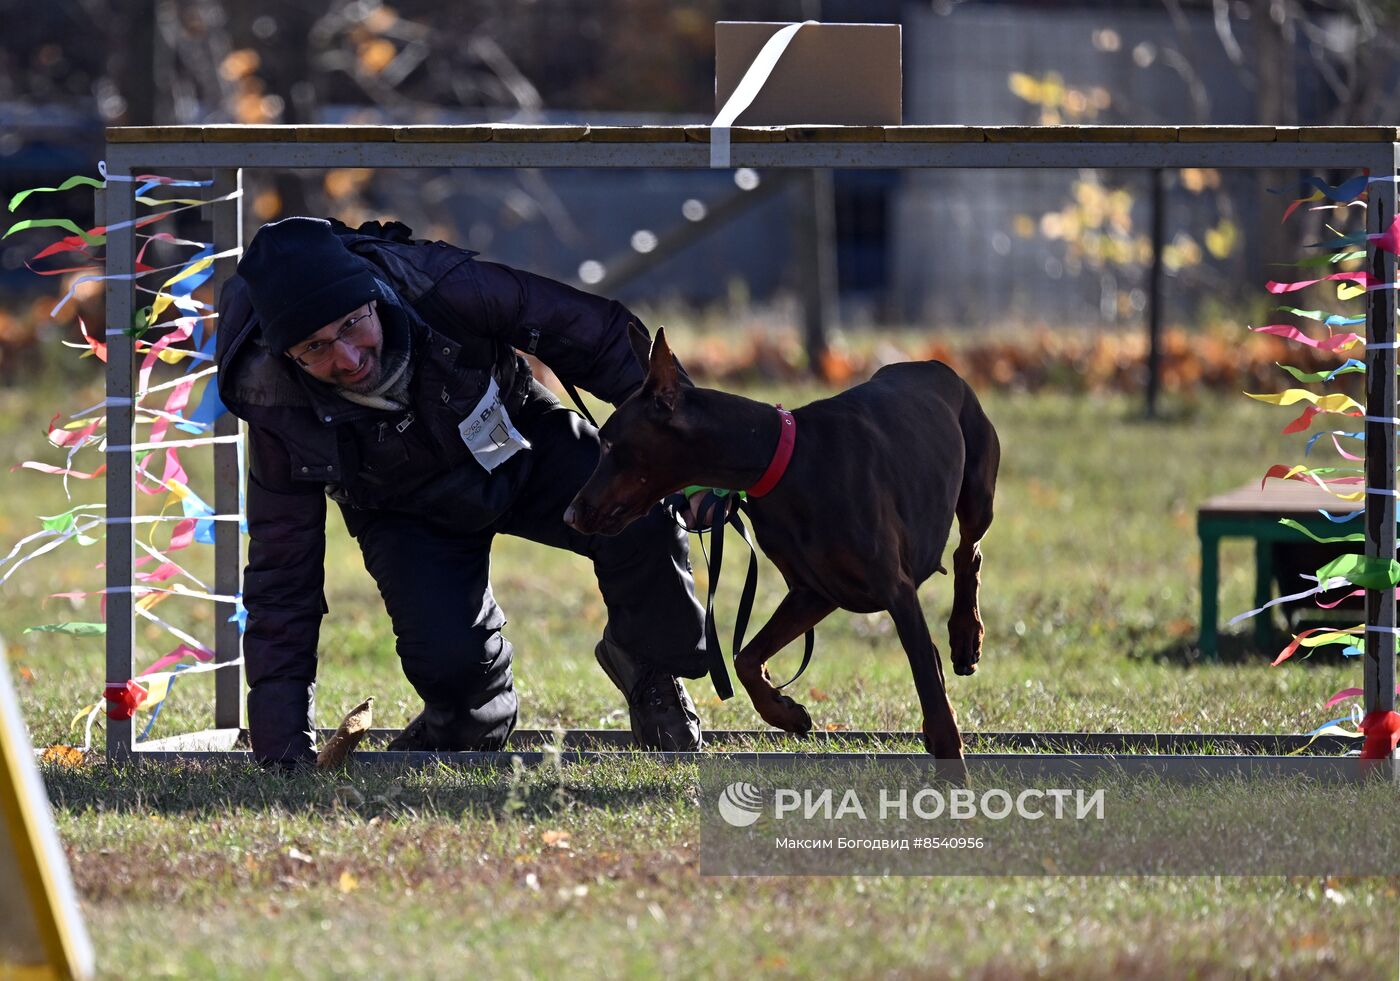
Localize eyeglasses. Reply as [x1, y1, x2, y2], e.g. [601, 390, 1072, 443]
[288, 307, 375, 368]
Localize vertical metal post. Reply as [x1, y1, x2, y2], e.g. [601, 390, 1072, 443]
[103, 157, 136, 760]
[1364, 143, 1399, 729]
[796, 168, 836, 378]
[211, 169, 245, 731]
[1146, 168, 1165, 419]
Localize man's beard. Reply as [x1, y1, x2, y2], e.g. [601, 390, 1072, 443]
[336, 351, 382, 393]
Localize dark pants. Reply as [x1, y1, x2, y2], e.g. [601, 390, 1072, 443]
[346, 403, 707, 747]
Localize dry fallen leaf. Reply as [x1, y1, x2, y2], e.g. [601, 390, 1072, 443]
[338, 871, 359, 893]
[317, 697, 374, 769]
[41, 744, 84, 768]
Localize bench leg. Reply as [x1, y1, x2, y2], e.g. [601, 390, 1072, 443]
[1253, 538, 1275, 651]
[1199, 529, 1220, 662]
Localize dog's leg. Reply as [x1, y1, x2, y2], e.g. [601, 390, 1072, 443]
[888, 583, 964, 760]
[949, 406, 999, 677]
[734, 588, 835, 735]
[948, 515, 991, 676]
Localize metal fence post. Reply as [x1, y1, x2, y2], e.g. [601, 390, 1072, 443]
[210, 168, 245, 732]
[795, 168, 835, 378]
[1364, 142, 1399, 738]
[1146, 167, 1166, 419]
[103, 157, 136, 760]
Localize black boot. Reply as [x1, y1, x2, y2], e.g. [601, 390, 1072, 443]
[594, 629, 703, 751]
[385, 694, 517, 752]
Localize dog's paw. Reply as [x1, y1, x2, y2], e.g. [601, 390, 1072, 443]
[952, 658, 979, 677]
[949, 623, 983, 676]
[762, 693, 813, 735]
[922, 724, 965, 761]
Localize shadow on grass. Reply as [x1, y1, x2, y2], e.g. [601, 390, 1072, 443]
[42, 756, 695, 821]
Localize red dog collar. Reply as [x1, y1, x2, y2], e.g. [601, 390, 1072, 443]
[747, 407, 795, 498]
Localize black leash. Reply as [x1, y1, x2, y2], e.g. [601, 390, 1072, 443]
[667, 491, 815, 701]
[563, 380, 598, 428]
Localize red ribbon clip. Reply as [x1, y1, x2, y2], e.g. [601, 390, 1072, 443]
[1358, 709, 1400, 760]
[103, 679, 149, 720]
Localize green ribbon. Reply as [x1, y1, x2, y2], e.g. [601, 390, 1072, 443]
[8, 176, 106, 212]
[1276, 362, 1365, 384]
[0, 217, 105, 244]
[1279, 518, 1363, 545]
[1287, 250, 1366, 269]
[1317, 553, 1400, 591]
[23, 622, 107, 637]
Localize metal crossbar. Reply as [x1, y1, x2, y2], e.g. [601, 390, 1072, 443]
[123, 728, 1370, 783]
[134, 726, 1356, 755]
[101, 124, 1400, 771]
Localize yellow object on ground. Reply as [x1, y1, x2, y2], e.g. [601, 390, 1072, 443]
[0, 644, 94, 980]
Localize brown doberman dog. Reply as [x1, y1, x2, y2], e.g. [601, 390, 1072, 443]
[564, 326, 1000, 760]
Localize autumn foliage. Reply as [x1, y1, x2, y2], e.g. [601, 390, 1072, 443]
[662, 325, 1357, 397]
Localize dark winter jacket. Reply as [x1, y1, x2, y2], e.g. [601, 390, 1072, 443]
[215, 221, 649, 764]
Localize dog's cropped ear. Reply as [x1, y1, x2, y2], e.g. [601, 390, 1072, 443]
[644, 326, 681, 412]
[626, 320, 652, 374]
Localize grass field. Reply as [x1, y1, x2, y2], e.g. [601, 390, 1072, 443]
[2, 358, 1397, 979]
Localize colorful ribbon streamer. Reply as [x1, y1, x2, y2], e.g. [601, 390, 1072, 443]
[1271, 625, 1364, 666]
[1248, 323, 1363, 353]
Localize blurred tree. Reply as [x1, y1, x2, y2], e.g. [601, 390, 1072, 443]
[1200, 0, 1400, 296]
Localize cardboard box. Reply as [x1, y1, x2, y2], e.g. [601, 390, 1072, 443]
[714, 22, 902, 126]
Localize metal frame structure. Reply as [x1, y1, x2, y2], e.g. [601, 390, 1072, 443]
[101, 124, 1400, 779]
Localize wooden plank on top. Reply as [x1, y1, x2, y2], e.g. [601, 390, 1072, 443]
[585, 126, 688, 143]
[884, 126, 987, 143]
[295, 125, 395, 142]
[984, 126, 1179, 142]
[393, 126, 495, 143]
[201, 125, 301, 143]
[489, 124, 590, 142]
[684, 126, 788, 143]
[783, 125, 886, 142]
[1298, 126, 1400, 143]
[106, 126, 204, 143]
[1178, 126, 1282, 142]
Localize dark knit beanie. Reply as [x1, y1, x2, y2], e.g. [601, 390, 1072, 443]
[238, 217, 381, 353]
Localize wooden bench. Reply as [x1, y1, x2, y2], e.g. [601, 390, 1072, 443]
[1197, 481, 1362, 659]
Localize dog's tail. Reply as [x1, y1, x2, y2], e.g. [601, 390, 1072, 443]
[955, 382, 1000, 516]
